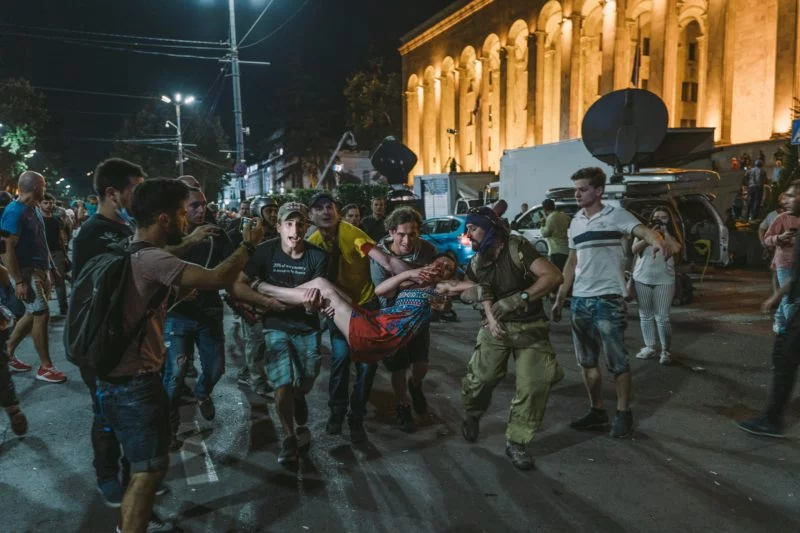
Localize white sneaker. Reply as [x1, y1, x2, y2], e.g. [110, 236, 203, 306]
[659, 351, 672, 366]
[636, 347, 657, 359]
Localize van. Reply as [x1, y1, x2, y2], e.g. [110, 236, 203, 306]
[511, 169, 731, 266]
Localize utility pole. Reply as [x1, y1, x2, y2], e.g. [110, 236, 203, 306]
[176, 103, 185, 175]
[228, 0, 245, 171]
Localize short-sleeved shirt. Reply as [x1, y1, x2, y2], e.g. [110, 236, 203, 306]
[0, 201, 50, 269]
[307, 221, 376, 305]
[109, 245, 187, 377]
[633, 246, 676, 285]
[360, 215, 387, 243]
[542, 211, 571, 256]
[43, 215, 63, 253]
[466, 235, 546, 322]
[370, 236, 438, 307]
[244, 238, 328, 332]
[170, 229, 236, 321]
[568, 204, 642, 297]
[72, 214, 134, 278]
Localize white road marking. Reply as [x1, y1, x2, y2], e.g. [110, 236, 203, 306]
[180, 420, 219, 485]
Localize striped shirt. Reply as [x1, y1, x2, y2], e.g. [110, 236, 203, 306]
[568, 204, 642, 297]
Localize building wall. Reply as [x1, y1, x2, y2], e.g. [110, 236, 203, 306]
[400, 0, 799, 177]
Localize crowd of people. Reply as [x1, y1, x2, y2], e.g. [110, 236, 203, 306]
[0, 159, 798, 533]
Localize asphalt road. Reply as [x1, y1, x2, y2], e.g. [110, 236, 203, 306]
[1, 269, 799, 533]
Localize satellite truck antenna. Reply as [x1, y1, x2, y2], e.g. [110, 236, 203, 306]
[581, 88, 669, 183]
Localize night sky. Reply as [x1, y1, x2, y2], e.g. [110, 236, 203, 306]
[1, 0, 453, 191]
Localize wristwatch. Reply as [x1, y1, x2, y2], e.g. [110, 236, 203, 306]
[240, 242, 256, 256]
[520, 291, 530, 301]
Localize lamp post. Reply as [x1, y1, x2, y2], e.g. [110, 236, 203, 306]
[161, 93, 195, 175]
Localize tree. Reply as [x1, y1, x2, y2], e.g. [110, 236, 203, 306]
[0, 78, 49, 189]
[111, 102, 231, 200]
[343, 58, 402, 153]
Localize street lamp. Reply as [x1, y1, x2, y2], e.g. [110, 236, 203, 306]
[161, 93, 195, 175]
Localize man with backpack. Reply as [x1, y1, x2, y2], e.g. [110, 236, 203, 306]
[70, 179, 267, 533]
[457, 207, 564, 470]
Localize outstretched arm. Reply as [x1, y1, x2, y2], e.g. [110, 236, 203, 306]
[375, 269, 420, 298]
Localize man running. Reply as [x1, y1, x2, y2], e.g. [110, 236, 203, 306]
[2, 171, 65, 383]
[370, 206, 437, 432]
[231, 202, 327, 463]
[552, 167, 671, 438]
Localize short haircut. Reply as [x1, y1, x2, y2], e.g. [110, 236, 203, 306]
[94, 158, 146, 199]
[542, 199, 555, 210]
[342, 204, 360, 216]
[570, 167, 607, 189]
[130, 178, 190, 228]
[789, 179, 800, 191]
[43, 193, 55, 202]
[372, 196, 386, 203]
[384, 206, 423, 232]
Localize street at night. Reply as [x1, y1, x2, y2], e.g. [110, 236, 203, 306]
[2, 269, 798, 533]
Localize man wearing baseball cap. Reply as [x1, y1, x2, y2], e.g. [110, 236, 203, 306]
[230, 202, 329, 464]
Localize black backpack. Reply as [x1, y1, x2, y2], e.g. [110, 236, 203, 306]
[63, 240, 167, 377]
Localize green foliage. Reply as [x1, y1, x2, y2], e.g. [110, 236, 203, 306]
[111, 102, 230, 200]
[0, 78, 48, 189]
[335, 183, 390, 215]
[343, 58, 402, 153]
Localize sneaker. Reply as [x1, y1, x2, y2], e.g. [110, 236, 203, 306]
[6, 406, 27, 436]
[155, 483, 170, 497]
[278, 436, 299, 464]
[659, 351, 672, 366]
[349, 417, 367, 444]
[505, 441, 535, 470]
[185, 365, 198, 379]
[36, 365, 67, 383]
[737, 415, 784, 438]
[7, 356, 32, 372]
[326, 413, 344, 435]
[168, 434, 183, 452]
[407, 378, 428, 415]
[395, 404, 414, 433]
[236, 368, 250, 387]
[294, 395, 308, 426]
[296, 426, 311, 452]
[97, 478, 124, 508]
[635, 347, 657, 360]
[461, 415, 480, 443]
[610, 410, 634, 438]
[570, 408, 609, 431]
[198, 397, 215, 421]
[253, 382, 274, 401]
[116, 514, 180, 533]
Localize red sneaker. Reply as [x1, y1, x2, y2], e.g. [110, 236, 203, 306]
[36, 365, 67, 383]
[8, 356, 32, 372]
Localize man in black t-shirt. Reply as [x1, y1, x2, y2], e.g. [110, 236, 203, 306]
[360, 197, 388, 243]
[231, 202, 328, 465]
[162, 187, 236, 449]
[41, 193, 68, 314]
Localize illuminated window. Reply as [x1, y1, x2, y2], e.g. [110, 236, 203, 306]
[681, 82, 698, 102]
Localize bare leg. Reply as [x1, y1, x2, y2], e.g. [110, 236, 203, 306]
[581, 367, 603, 409]
[410, 361, 428, 387]
[121, 470, 164, 533]
[31, 313, 52, 367]
[7, 313, 33, 357]
[275, 385, 295, 438]
[319, 287, 353, 345]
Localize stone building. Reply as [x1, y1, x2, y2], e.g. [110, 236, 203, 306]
[400, 0, 800, 177]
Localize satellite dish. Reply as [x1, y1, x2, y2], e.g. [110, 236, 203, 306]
[371, 136, 418, 185]
[581, 89, 668, 174]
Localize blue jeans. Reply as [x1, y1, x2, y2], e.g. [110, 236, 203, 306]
[80, 366, 130, 483]
[748, 185, 762, 219]
[774, 268, 797, 334]
[96, 374, 170, 473]
[328, 300, 379, 421]
[163, 311, 225, 434]
[571, 295, 631, 376]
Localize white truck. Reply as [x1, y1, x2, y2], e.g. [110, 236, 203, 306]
[499, 139, 614, 210]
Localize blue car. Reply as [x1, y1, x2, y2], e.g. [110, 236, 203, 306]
[420, 215, 475, 266]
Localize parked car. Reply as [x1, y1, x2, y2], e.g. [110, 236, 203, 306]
[511, 169, 731, 266]
[420, 215, 475, 266]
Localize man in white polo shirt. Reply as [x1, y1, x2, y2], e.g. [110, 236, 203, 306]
[552, 167, 671, 438]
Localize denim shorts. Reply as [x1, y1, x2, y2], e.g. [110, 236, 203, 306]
[570, 295, 631, 375]
[95, 373, 170, 473]
[264, 329, 322, 393]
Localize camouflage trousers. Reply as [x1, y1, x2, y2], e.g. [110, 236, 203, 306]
[462, 319, 563, 445]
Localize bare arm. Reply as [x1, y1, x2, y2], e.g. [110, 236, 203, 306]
[435, 279, 477, 296]
[524, 256, 563, 301]
[631, 224, 671, 259]
[229, 272, 288, 309]
[165, 225, 220, 258]
[375, 269, 418, 297]
[177, 245, 251, 291]
[631, 237, 649, 255]
[368, 246, 412, 276]
[2, 235, 22, 282]
[540, 214, 553, 238]
[551, 250, 577, 322]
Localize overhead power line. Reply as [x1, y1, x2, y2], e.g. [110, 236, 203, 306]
[14, 85, 159, 100]
[238, 0, 276, 47]
[239, 0, 311, 49]
[0, 31, 225, 50]
[0, 23, 226, 46]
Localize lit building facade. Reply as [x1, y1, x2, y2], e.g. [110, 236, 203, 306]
[400, 0, 800, 176]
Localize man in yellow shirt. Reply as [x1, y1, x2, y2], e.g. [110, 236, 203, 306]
[540, 199, 571, 271]
[307, 191, 408, 443]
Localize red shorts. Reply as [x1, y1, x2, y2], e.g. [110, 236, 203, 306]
[348, 310, 409, 364]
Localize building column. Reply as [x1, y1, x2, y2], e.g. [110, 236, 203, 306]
[695, 34, 708, 129]
[532, 31, 545, 145]
[453, 69, 461, 171]
[649, 0, 679, 124]
[612, 0, 630, 90]
[499, 47, 508, 156]
[720, 0, 735, 144]
[773, 0, 798, 136]
[475, 58, 484, 170]
[601, 0, 617, 95]
[567, 14, 583, 139]
[703, 0, 726, 141]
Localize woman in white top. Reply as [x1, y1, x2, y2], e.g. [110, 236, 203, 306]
[632, 207, 683, 365]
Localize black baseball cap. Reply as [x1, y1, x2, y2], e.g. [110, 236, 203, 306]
[308, 191, 336, 209]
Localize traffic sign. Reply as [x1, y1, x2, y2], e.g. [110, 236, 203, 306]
[234, 162, 247, 177]
[792, 119, 800, 145]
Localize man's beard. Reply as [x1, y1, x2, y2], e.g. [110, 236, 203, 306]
[166, 227, 184, 246]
